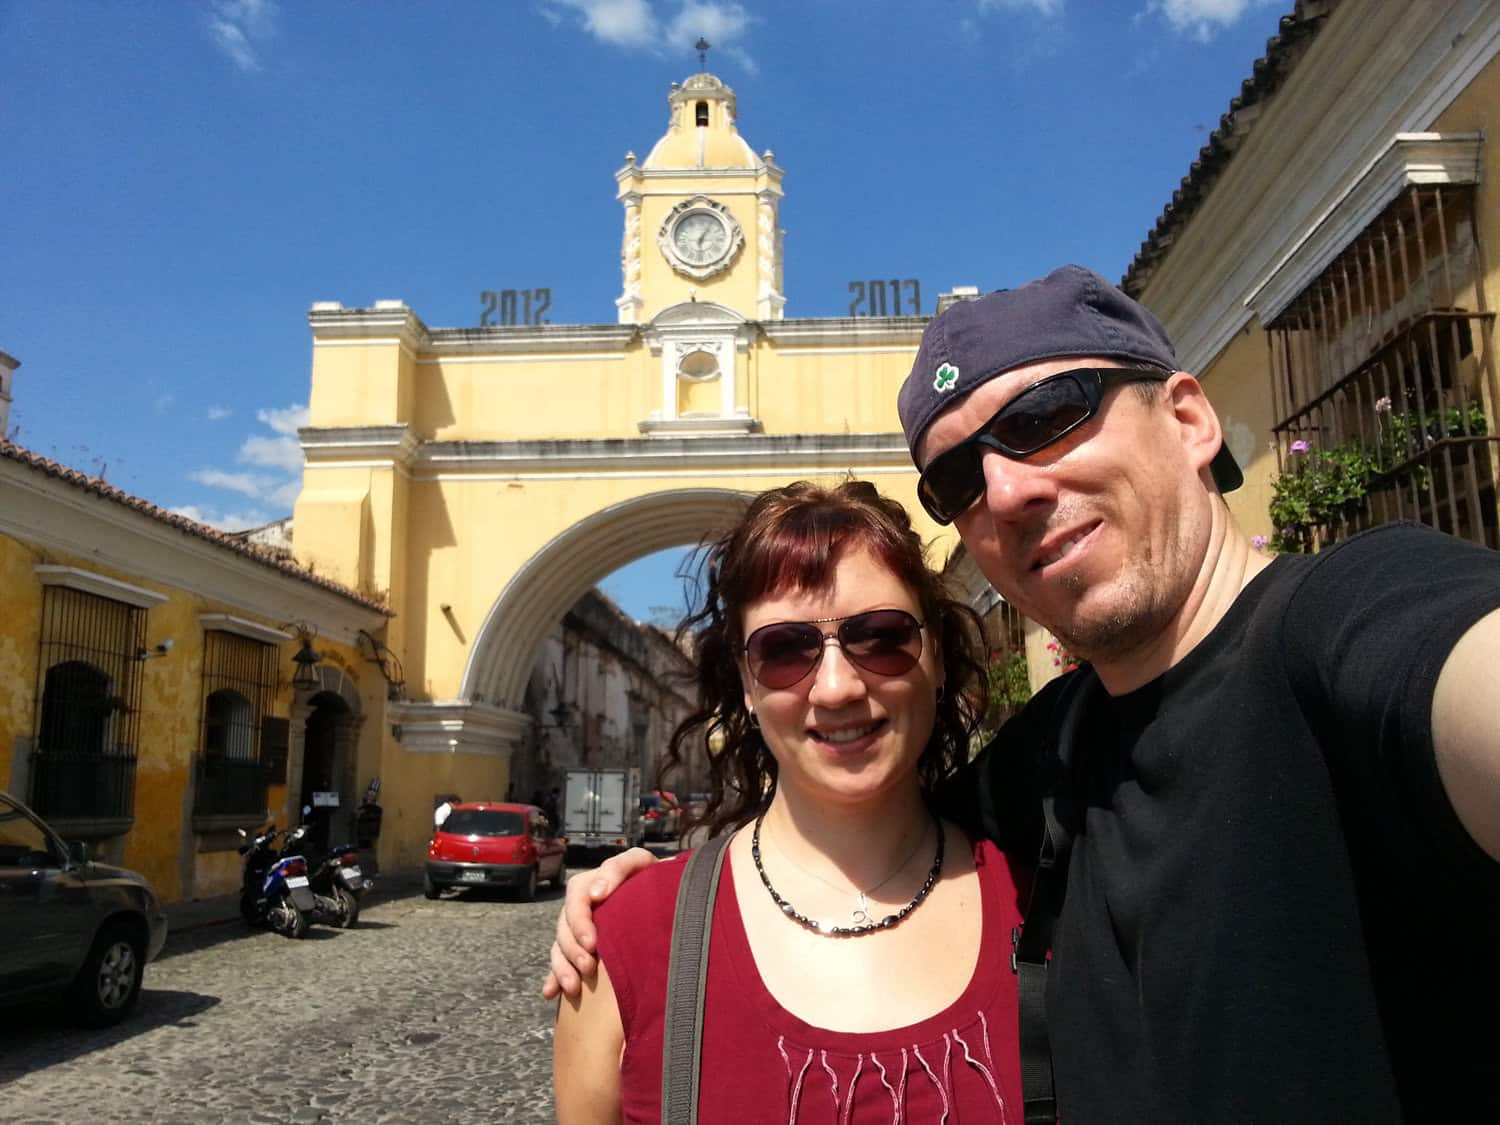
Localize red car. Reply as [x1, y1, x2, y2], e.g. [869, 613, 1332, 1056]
[424, 802, 565, 901]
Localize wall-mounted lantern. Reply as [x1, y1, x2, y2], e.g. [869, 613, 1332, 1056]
[288, 625, 323, 691]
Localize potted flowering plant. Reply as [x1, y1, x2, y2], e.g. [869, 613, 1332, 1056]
[1268, 437, 1378, 553]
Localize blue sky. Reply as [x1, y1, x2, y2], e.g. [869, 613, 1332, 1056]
[4, 0, 1286, 620]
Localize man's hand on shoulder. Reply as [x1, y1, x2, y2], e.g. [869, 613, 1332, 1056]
[1432, 606, 1500, 863]
[542, 847, 659, 1000]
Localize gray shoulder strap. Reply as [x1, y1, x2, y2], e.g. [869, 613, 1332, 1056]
[661, 831, 734, 1125]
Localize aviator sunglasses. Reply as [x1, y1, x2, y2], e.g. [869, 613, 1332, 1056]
[916, 366, 1172, 525]
[743, 609, 926, 690]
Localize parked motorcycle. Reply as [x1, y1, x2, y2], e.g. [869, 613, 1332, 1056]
[281, 817, 370, 929]
[236, 824, 317, 939]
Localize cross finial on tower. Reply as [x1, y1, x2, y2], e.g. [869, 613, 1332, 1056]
[695, 37, 710, 70]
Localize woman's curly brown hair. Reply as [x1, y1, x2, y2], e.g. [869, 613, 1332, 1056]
[658, 480, 988, 838]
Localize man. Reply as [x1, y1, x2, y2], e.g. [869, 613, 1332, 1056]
[546, 266, 1500, 1121]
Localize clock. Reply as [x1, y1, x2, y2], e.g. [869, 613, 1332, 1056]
[672, 211, 730, 267]
[658, 197, 744, 280]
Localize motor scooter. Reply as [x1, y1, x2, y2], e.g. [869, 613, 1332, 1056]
[237, 824, 317, 939]
[281, 811, 371, 929]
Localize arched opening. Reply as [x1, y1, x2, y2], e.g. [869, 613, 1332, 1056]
[32, 660, 130, 820]
[300, 691, 352, 854]
[39, 660, 111, 756]
[195, 688, 264, 816]
[205, 688, 253, 759]
[461, 488, 750, 712]
[695, 100, 709, 127]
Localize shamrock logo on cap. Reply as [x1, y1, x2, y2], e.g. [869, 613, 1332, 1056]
[933, 362, 959, 392]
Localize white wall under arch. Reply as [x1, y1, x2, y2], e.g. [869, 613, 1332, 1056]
[460, 487, 751, 712]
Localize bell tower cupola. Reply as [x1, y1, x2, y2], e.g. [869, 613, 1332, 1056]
[616, 67, 785, 325]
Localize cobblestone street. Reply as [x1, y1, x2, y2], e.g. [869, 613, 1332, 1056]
[1, 878, 567, 1124]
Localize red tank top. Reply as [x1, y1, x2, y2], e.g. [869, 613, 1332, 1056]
[592, 837, 1026, 1124]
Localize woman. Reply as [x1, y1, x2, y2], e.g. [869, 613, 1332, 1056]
[553, 481, 1028, 1123]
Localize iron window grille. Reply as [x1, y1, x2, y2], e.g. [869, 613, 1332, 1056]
[1268, 183, 1500, 551]
[194, 629, 279, 817]
[29, 585, 145, 822]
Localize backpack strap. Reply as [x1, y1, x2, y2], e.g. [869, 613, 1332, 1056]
[1013, 817, 1068, 1124]
[1011, 666, 1091, 1125]
[661, 831, 735, 1125]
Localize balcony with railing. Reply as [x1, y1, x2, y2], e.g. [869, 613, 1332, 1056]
[1267, 184, 1499, 552]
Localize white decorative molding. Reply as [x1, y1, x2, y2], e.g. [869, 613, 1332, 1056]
[641, 301, 757, 426]
[34, 564, 168, 608]
[762, 318, 926, 348]
[657, 196, 745, 281]
[387, 699, 527, 757]
[637, 415, 758, 436]
[308, 303, 429, 349]
[197, 614, 294, 645]
[618, 191, 643, 324]
[417, 432, 909, 476]
[421, 324, 638, 358]
[1135, 0, 1500, 373]
[1247, 132, 1484, 323]
[298, 424, 418, 466]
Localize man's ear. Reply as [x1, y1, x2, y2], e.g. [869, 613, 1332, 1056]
[1164, 372, 1223, 480]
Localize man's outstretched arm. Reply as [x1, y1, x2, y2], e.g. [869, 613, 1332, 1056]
[1432, 607, 1500, 863]
[542, 847, 658, 1000]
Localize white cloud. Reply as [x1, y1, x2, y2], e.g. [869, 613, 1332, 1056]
[207, 405, 232, 421]
[239, 433, 302, 473]
[207, 0, 280, 72]
[546, 1, 756, 69]
[1144, 0, 1272, 41]
[978, 0, 1063, 15]
[169, 503, 274, 532]
[189, 468, 276, 498]
[182, 400, 305, 524]
[154, 392, 176, 413]
[549, 0, 658, 48]
[257, 403, 309, 435]
[236, 403, 308, 473]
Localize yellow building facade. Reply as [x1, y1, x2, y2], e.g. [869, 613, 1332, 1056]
[0, 443, 390, 902]
[1124, 0, 1500, 554]
[292, 71, 965, 844]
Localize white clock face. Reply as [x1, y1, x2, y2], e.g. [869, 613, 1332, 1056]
[672, 212, 730, 266]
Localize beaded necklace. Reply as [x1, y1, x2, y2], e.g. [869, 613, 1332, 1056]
[750, 812, 944, 937]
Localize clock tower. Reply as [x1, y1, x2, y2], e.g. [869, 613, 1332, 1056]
[616, 72, 785, 325]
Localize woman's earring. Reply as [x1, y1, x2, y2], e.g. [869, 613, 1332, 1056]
[747, 710, 761, 728]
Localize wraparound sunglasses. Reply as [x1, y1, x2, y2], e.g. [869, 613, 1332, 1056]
[743, 609, 926, 690]
[916, 366, 1171, 525]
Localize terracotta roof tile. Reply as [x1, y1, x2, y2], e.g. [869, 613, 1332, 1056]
[0, 440, 391, 615]
[1120, 2, 1338, 297]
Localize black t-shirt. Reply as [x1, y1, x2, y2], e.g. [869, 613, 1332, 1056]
[950, 523, 1500, 1122]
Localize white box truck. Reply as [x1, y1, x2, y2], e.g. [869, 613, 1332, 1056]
[562, 767, 642, 858]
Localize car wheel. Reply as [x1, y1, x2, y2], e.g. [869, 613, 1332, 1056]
[333, 885, 360, 928]
[71, 921, 145, 1027]
[270, 895, 309, 939]
[519, 865, 538, 902]
[552, 859, 567, 889]
[423, 873, 442, 900]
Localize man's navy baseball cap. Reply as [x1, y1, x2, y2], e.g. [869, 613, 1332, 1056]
[897, 265, 1242, 493]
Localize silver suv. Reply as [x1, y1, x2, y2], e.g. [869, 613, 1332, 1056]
[0, 790, 168, 1025]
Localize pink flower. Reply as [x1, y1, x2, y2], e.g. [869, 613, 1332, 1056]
[1251, 534, 1268, 551]
[1374, 396, 1392, 414]
[1290, 439, 1311, 454]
